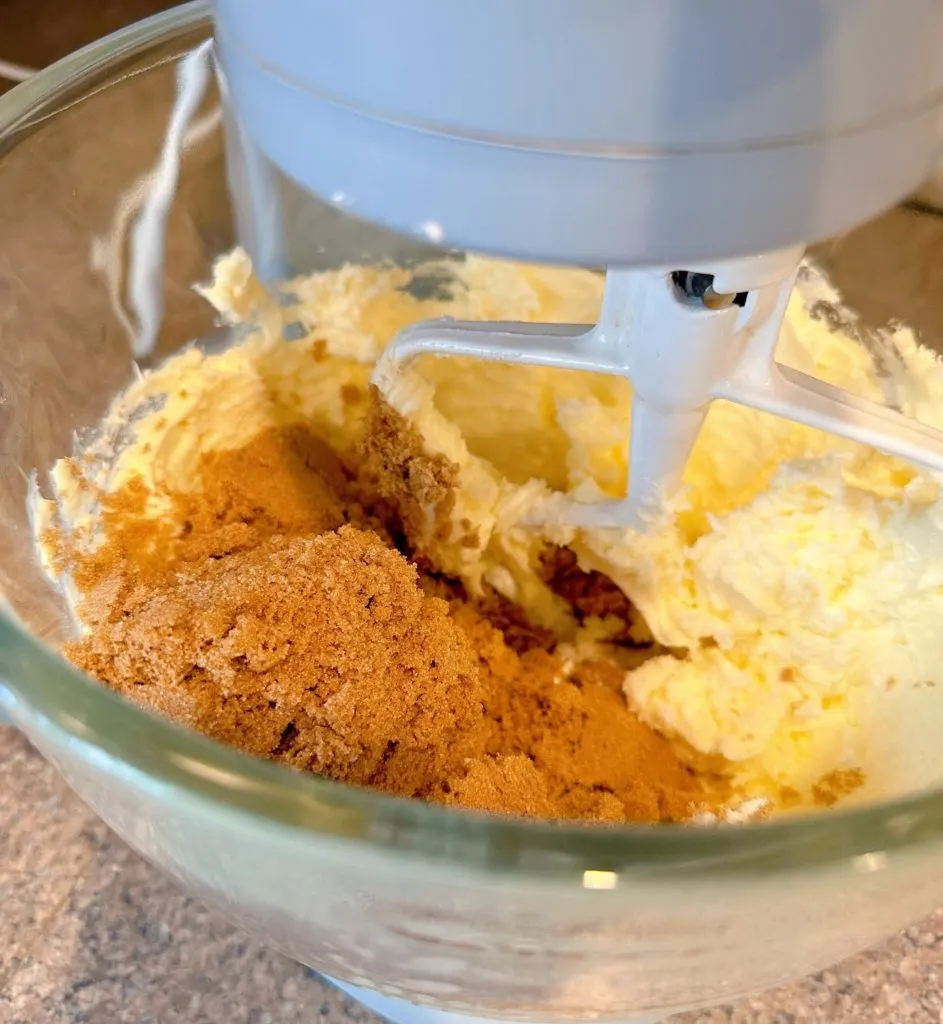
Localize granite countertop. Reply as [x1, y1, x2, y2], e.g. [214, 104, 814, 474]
[1, 725, 943, 1024]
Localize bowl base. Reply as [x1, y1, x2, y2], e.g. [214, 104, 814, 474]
[323, 976, 661, 1024]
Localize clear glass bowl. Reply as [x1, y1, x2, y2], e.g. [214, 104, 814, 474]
[2, 5, 943, 1022]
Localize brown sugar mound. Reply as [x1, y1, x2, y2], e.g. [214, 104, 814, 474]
[68, 424, 389, 592]
[59, 408, 725, 823]
[67, 527, 485, 793]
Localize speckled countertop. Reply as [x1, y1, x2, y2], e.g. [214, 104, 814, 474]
[1, 725, 942, 1024]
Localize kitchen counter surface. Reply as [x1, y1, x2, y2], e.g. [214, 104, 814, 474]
[3, 725, 943, 1024]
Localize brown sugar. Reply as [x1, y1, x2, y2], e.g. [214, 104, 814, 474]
[812, 768, 866, 808]
[416, 565, 557, 656]
[540, 545, 634, 623]
[67, 527, 486, 793]
[540, 545, 652, 645]
[442, 605, 716, 822]
[440, 756, 558, 819]
[355, 390, 463, 551]
[59, 406, 725, 823]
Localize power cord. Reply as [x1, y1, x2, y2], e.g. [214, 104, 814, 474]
[0, 58, 37, 83]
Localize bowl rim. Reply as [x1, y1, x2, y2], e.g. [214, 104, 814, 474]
[2, 0, 943, 881]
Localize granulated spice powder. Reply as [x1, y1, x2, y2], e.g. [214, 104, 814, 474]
[59, 403, 724, 823]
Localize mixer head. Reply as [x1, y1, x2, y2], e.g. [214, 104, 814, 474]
[211, 0, 943, 528]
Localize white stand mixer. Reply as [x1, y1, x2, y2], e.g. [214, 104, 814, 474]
[212, 0, 943, 530]
[5, 2, 927, 1023]
[184, 2, 943, 1021]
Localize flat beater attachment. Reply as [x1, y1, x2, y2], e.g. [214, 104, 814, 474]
[374, 247, 943, 530]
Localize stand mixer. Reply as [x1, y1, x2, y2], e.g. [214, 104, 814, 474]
[7, 7, 943, 1024]
[212, 0, 943, 528]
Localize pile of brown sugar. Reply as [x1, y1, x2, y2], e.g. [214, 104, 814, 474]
[59, 396, 725, 823]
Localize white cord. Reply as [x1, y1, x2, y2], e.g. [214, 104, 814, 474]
[126, 38, 215, 358]
[0, 58, 38, 83]
[90, 104, 221, 354]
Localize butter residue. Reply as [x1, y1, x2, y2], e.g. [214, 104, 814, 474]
[40, 248, 943, 805]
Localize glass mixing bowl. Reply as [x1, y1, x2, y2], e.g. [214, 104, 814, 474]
[2, 5, 943, 1022]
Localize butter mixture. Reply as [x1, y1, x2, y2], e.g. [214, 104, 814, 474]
[39, 248, 943, 819]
